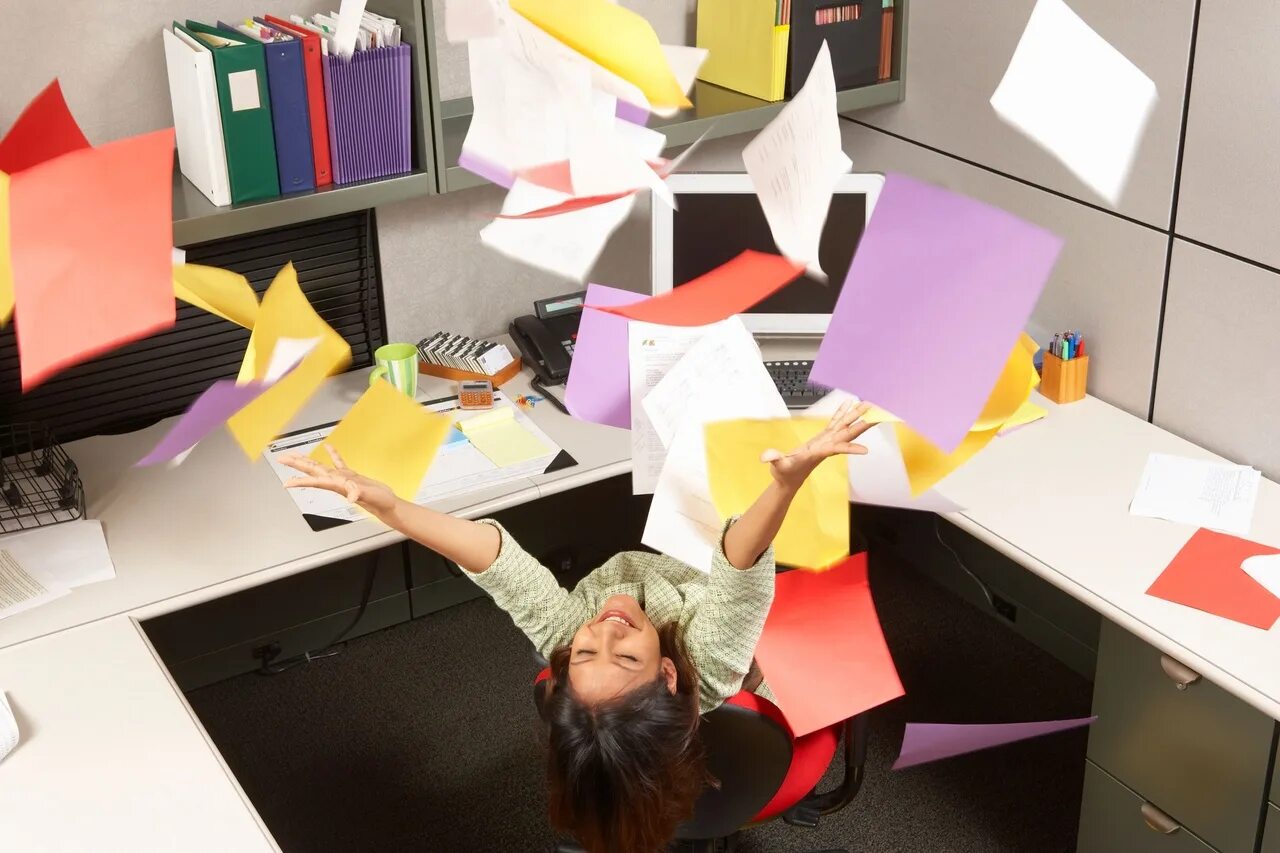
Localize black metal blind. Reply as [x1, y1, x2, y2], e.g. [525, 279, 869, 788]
[0, 211, 385, 446]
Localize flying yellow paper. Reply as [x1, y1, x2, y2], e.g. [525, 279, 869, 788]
[0, 171, 12, 326]
[510, 0, 691, 110]
[227, 263, 351, 458]
[704, 418, 849, 570]
[458, 407, 553, 468]
[311, 380, 451, 501]
[173, 263, 259, 330]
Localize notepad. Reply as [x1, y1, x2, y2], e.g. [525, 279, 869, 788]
[458, 407, 554, 467]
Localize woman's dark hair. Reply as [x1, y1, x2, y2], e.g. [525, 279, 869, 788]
[542, 621, 714, 853]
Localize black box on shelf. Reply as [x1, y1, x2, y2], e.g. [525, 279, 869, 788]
[788, 0, 884, 96]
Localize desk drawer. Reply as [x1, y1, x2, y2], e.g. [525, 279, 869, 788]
[1089, 620, 1273, 853]
[1078, 761, 1213, 853]
[1266, 805, 1280, 853]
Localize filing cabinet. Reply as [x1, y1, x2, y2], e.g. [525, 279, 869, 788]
[1078, 761, 1213, 853]
[1083, 621, 1274, 853]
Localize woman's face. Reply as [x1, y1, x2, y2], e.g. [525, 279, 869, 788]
[567, 594, 677, 704]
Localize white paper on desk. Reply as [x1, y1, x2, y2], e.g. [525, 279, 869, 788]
[805, 391, 965, 513]
[0, 520, 115, 590]
[742, 42, 852, 280]
[990, 0, 1157, 205]
[628, 322, 718, 495]
[0, 691, 17, 764]
[480, 181, 636, 282]
[1129, 453, 1260, 536]
[0, 548, 70, 622]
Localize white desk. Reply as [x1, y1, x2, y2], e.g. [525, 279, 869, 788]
[1, 340, 1278, 851]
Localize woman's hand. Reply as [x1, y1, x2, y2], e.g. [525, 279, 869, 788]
[761, 400, 873, 492]
[278, 445, 398, 517]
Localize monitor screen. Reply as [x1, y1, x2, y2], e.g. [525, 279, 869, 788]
[671, 192, 867, 314]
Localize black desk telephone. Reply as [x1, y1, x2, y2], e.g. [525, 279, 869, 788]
[509, 291, 585, 413]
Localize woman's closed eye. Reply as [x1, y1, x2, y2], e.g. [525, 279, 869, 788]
[617, 654, 639, 663]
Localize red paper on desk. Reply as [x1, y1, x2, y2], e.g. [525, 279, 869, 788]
[10, 128, 176, 389]
[591, 250, 805, 326]
[0, 80, 91, 174]
[1146, 529, 1280, 630]
[755, 554, 904, 737]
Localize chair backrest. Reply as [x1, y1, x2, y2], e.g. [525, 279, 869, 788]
[532, 679, 794, 842]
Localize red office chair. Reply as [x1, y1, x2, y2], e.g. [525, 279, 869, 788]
[534, 671, 868, 852]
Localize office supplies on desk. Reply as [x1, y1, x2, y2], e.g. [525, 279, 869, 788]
[0, 425, 84, 534]
[262, 16, 332, 186]
[509, 291, 584, 388]
[311, 380, 452, 502]
[755, 554, 903, 737]
[990, 0, 1156, 205]
[811, 173, 1062, 454]
[564, 284, 645, 429]
[418, 332, 520, 387]
[172, 263, 259, 330]
[163, 26, 232, 207]
[458, 380, 494, 410]
[892, 717, 1097, 771]
[1145, 529, 1280, 630]
[369, 342, 419, 397]
[182, 21, 281, 204]
[457, 407, 554, 467]
[0, 692, 15, 764]
[696, 0, 790, 101]
[229, 20, 315, 194]
[1130, 453, 1261, 536]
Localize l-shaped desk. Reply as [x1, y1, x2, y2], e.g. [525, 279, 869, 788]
[1, 338, 1278, 853]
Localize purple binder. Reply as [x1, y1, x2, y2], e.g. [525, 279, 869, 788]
[323, 43, 412, 185]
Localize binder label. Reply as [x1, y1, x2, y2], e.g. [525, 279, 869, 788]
[227, 70, 261, 112]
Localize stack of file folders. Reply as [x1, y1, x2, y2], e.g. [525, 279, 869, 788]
[162, 11, 412, 208]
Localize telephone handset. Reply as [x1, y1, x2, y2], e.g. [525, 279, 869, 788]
[508, 290, 585, 385]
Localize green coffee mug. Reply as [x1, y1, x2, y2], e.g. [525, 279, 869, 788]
[369, 343, 419, 397]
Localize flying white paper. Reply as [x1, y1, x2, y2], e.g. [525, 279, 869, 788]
[0, 692, 17, 764]
[990, 0, 1157, 205]
[1241, 555, 1280, 600]
[445, 0, 499, 42]
[627, 322, 713, 494]
[742, 42, 852, 279]
[1129, 453, 1260, 536]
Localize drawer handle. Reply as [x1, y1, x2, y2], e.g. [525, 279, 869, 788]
[1140, 802, 1182, 835]
[1159, 654, 1201, 690]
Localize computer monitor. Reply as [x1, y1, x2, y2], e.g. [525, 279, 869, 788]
[651, 172, 884, 335]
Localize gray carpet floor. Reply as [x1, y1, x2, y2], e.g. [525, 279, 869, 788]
[188, 553, 1093, 852]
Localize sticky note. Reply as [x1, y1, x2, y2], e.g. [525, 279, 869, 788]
[893, 717, 1096, 770]
[0, 80, 91, 174]
[704, 417, 848, 570]
[811, 173, 1061, 453]
[755, 553, 904, 736]
[227, 263, 351, 458]
[458, 407, 554, 467]
[565, 284, 646, 429]
[311, 380, 451, 501]
[593, 251, 805, 327]
[173, 263, 260, 330]
[1146, 530, 1280, 630]
[510, 0, 691, 110]
[9, 128, 177, 390]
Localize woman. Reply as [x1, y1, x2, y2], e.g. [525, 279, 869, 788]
[278, 401, 872, 853]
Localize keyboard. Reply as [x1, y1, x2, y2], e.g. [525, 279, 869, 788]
[765, 360, 830, 409]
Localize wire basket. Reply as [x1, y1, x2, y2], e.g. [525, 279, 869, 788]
[0, 423, 85, 535]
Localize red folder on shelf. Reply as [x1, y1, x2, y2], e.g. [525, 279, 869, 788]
[264, 14, 332, 187]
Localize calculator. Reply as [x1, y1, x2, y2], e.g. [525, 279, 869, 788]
[458, 379, 495, 410]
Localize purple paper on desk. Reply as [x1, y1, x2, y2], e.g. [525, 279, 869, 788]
[135, 380, 270, 467]
[564, 284, 646, 429]
[892, 716, 1096, 770]
[811, 173, 1063, 453]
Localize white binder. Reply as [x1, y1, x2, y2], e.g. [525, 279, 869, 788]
[162, 26, 232, 207]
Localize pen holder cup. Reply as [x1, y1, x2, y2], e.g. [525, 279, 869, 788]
[1040, 353, 1088, 404]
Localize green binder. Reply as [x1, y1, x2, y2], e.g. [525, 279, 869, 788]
[179, 21, 280, 204]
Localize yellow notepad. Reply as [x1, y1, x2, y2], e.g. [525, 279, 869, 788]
[696, 0, 789, 102]
[458, 407, 553, 468]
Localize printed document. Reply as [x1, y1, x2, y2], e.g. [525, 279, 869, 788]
[0, 548, 70, 623]
[1130, 453, 1260, 536]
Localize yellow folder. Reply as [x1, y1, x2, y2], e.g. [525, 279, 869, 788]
[696, 0, 789, 102]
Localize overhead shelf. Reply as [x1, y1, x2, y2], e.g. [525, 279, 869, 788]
[436, 77, 904, 194]
[172, 166, 436, 247]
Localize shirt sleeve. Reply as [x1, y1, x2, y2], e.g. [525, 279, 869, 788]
[467, 519, 593, 658]
[682, 518, 776, 713]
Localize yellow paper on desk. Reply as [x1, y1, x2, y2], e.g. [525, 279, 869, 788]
[704, 418, 848, 570]
[227, 263, 351, 458]
[695, 0, 788, 102]
[511, 0, 691, 110]
[0, 171, 12, 326]
[311, 380, 450, 501]
[895, 334, 1041, 495]
[173, 263, 259, 330]
[459, 407, 553, 467]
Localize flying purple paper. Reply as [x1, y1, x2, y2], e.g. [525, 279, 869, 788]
[564, 283, 646, 429]
[135, 379, 271, 467]
[892, 716, 1096, 770]
[615, 99, 650, 126]
[457, 149, 515, 189]
[811, 173, 1063, 453]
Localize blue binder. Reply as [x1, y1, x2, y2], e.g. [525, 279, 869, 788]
[219, 22, 315, 194]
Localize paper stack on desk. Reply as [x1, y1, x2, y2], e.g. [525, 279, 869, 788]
[1130, 453, 1261, 536]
